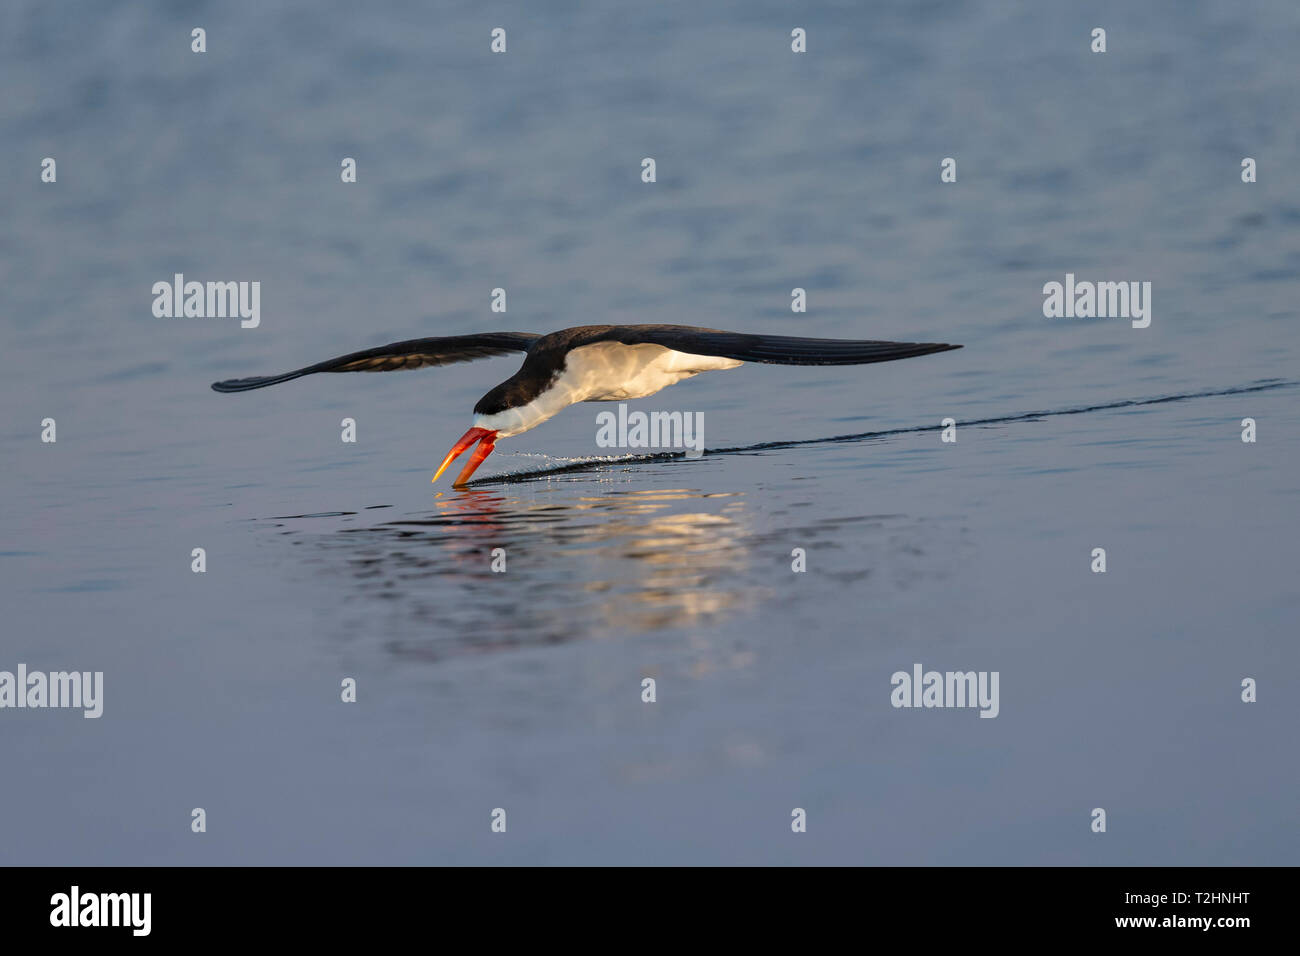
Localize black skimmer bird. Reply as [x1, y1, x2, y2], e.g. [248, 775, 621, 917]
[212, 325, 961, 486]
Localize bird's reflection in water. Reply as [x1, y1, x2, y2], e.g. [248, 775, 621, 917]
[291, 486, 760, 662]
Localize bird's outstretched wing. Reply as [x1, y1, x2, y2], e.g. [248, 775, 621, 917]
[573, 325, 961, 366]
[211, 332, 541, 392]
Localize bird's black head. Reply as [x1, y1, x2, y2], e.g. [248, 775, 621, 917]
[473, 381, 515, 416]
[473, 361, 562, 416]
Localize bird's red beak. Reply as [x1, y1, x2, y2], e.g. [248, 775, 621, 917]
[433, 427, 498, 487]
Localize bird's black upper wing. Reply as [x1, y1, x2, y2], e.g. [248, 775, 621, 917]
[570, 325, 961, 366]
[211, 332, 541, 392]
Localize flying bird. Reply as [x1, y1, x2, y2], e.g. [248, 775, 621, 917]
[212, 325, 961, 486]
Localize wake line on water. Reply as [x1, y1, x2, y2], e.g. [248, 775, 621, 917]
[467, 379, 1296, 487]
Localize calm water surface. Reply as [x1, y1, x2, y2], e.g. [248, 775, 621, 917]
[1, 1, 1297, 864]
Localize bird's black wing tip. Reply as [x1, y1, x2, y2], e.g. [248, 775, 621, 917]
[211, 377, 270, 393]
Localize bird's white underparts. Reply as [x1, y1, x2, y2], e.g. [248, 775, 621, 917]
[211, 324, 961, 487]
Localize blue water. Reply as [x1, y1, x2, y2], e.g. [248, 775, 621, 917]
[1, 0, 1297, 864]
